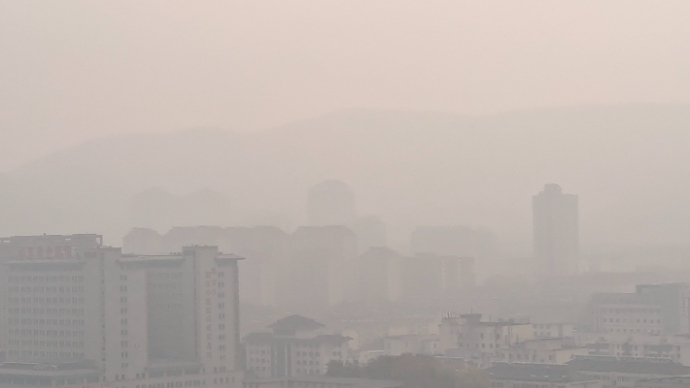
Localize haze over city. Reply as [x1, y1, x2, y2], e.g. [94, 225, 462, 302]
[1, 2, 690, 388]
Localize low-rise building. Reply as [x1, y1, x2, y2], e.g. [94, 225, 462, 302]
[567, 358, 690, 388]
[439, 313, 533, 367]
[587, 284, 690, 336]
[497, 338, 588, 365]
[534, 322, 575, 339]
[487, 363, 600, 388]
[243, 376, 401, 388]
[576, 333, 690, 365]
[244, 315, 350, 378]
[634, 376, 690, 388]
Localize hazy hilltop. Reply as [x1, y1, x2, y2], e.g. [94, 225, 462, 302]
[2, 104, 690, 251]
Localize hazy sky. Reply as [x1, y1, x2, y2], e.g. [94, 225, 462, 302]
[1, 1, 690, 171]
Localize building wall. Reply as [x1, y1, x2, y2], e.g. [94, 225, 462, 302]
[245, 339, 347, 379]
[0, 235, 244, 388]
[103, 248, 149, 381]
[490, 379, 601, 388]
[147, 258, 197, 362]
[534, 323, 575, 339]
[533, 184, 579, 276]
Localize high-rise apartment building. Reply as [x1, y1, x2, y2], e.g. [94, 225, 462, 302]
[0, 234, 244, 388]
[533, 184, 579, 276]
[123, 226, 289, 307]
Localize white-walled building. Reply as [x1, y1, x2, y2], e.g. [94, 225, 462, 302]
[533, 322, 575, 339]
[576, 332, 690, 366]
[496, 338, 588, 365]
[0, 234, 244, 388]
[243, 315, 350, 379]
[587, 284, 690, 336]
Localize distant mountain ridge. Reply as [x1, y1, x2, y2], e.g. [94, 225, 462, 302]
[1, 104, 689, 250]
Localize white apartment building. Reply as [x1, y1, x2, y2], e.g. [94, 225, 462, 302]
[576, 332, 690, 366]
[533, 322, 575, 339]
[587, 284, 690, 336]
[438, 313, 534, 367]
[496, 338, 588, 365]
[0, 234, 244, 388]
[244, 315, 350, 379]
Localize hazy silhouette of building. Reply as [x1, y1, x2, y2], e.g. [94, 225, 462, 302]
[307, 180, 356, 226]
[217, 226, 289, 307]
[123, 226, 289, 307]
[357, 247, 401, 305]
[348, 215, 387, 254]
[281, 226, 358, 309]
[533, 184, 579, 276]
[401, 253, 475, 305]
[410, 226, 493, 264]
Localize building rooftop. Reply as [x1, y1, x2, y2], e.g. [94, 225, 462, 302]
[488, 363, 595, 383]
[243, 376, 401, 388]
[567, 358, 690, 375]
[267, 314, 325, 332]
[635, 375, 690, 384]
[243, 332, 351, 344]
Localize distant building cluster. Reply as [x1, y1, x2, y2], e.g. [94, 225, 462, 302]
[123, 180, 491, 310]
[12, 180, 690, 388]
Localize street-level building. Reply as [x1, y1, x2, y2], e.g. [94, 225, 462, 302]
[567, 358, 690, 388]
[487, 363, 600, 388]
[634, 376, 690, 388]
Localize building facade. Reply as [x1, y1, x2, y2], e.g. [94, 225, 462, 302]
[439, 314, 534, 367]
[587, 284, 690, 336]
[567, 358, 690, 388]
[401, 254, 475, 305]
[243, 315, 350, 379]
[307, 180, 356, 227]
[0, 234, 244, 388]
[533, 183, 579, 276]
